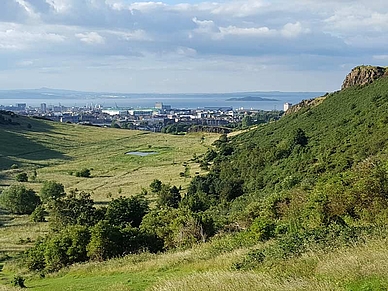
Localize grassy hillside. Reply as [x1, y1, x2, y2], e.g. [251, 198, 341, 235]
[0, 113, 218, 201]
[2, 74, 388, 291]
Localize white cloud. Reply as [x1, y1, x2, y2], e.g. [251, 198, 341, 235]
[0, 22, 66, 50]
[219, 25, 274, 37]
[45, 0, 72, 13]
[281, 22, 309, 38]
[0, 0, 387, 92]
[176, 46, 197, 57]
[109, 29, 152, 41]
[75, 31, 105, 44]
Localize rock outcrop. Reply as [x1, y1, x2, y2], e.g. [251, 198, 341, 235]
[342, 65, 387, 89]
[284, 96, 326, 115]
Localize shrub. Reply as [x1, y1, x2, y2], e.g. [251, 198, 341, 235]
[12, 275, 26, 288]
[0, 185, 41, 214]
[75, 168, 91, 178]
[49, 191, 98, 228]
[15, 172, 28, 182]
[105, 195, 149, 228]
[40, 181, 65, 202]
[30, 205, 47, 222]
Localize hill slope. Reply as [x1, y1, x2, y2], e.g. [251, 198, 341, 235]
[3, 67, 388, 290]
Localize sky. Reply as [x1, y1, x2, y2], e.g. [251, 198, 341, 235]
[0, 0, 387, 93]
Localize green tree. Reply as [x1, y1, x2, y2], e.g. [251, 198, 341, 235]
[40, 181, 65, 202]
[87, 220, 122, 261]
[15, 172, 28, 182]
[242, 115, 254, 128]
[105, 195, 149, 228]
[292, 128, 308, 147]
[30, 205, 46, 222]
[49, 191, 98, 228]
[150, 179, 162, 193]
[0, 185, 41, 214]
[157, 184, 181, 208]
[44, 225, 90, 272]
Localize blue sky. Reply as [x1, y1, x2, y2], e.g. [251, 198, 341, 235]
[0, 0, 387, 93]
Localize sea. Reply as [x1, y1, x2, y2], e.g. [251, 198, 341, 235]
[0, 90, 326, 111]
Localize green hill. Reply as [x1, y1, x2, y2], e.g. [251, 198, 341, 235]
[2, 67, 388, 290]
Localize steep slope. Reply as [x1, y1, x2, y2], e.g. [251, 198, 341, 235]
[227, 70, 388, 193]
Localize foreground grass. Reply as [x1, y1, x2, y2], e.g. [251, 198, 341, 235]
[2, 234, 387, 290]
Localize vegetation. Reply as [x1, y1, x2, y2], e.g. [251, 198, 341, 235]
[0, 185, 41, 214]
[3, 73, 388, 290]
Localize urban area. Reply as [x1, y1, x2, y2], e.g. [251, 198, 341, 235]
[0, 102, 291, 133]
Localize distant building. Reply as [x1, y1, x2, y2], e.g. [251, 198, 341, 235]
[155, 102, 171, 111]
[102, 109, 128, 116]
[128, 109, 154, 117]
[284, 102, 292, 111]
[16, 103, 26, 111]
[41, 103, 47, 113]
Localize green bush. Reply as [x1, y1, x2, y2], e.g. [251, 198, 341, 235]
[75, 168, 91, 178]
[15, 172, 28, 182]
[0, 185, 41, 214]
[40, 181, 65, 202]
[30, 205, 46, 222]
[105, 195, 149, 228]
[12, 275, 26, 288]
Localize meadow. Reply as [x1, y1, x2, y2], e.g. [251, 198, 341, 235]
[0, 118, 218, 202]
[0, 117, 220, 289]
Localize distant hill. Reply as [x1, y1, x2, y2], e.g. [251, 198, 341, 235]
[226, 96, 279, 101]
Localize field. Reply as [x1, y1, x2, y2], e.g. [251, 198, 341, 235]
[0, 117, 219, 202]
[2, 113, 388, 291]
[0, 116, 220, 289]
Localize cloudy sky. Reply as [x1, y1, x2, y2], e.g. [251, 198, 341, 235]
[0, 0, 387, 93]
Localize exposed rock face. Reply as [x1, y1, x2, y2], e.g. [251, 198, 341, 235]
[342, 65, 387, 89]
[284, 96, 326, 115]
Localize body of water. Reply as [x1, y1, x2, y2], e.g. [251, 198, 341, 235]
[0, 90, 326, 111]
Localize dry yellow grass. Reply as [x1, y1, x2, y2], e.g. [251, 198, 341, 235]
[316, 238, 388, 282]
[150, 271, 338, 291]
[1, 121, 219, 202]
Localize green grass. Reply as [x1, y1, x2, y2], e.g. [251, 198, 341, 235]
[0, 118, 218, 201]
[0, 117, 220, 289]
[1, 232, 386, 290]
[3, 102, 388, 290]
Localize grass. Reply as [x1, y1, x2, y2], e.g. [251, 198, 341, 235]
[2, 115, 388, 290]
[1, 232, 386, 290]
[0, 116, 219, 289]
[0, 118, 219, 201]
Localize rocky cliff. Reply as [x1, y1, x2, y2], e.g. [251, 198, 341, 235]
[341, 65, 387, 89]
[284, 96, 326, 115]
[285, 65, 387, 115]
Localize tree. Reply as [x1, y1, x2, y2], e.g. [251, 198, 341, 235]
[49, 191, 98, 228]
[15, 172, 28, 182]
[40, 181, 65, 202]
[30, 205, 46, 222]
[0, 185, 41, 214]
[87, 220, 122, 261]
[105, 195, 149, 228]
[292, 128, 308, 147]
[157, 185, 181, 208]
[242, 115, 254, 128]
[150, 179, 162, 193]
